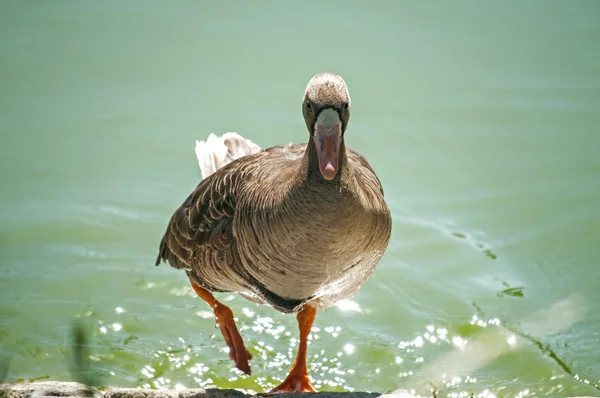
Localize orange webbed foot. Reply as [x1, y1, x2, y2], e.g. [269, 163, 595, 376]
[214, 302, 253, 375]
[189, 281, 252, 375]
[268, 372, 317, 393]
[259, 305, 318, 395]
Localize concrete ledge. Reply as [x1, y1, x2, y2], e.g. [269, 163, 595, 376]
[0, 382, 382, 398]
[1, 382, 596, 398]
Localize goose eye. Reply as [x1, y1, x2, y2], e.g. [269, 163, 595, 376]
[306, 102, 313, 113]
[343, 103, 349, 111]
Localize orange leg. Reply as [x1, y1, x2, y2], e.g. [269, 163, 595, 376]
[190, 280, 252, 375]
[270, 305, 317, 393]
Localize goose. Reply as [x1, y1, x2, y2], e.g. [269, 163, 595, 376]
[156, 72, 392, 393]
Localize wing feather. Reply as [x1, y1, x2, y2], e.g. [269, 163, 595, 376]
[155, 163, 241, 272]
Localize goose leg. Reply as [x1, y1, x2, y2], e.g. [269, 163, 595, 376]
[270, 305, 317, 393]
[189, 280, 252, 375]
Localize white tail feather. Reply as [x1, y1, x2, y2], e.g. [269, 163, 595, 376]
[194, 132, 262, 179]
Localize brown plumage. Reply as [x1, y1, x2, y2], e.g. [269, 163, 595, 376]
[155, 72, 392, 392]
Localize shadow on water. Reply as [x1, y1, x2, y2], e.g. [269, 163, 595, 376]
[65, 320, 104, 396]
[0, 352, 13, 384]
[0, 329, 15, 384]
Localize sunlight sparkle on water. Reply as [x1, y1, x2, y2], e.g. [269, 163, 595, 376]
[452, 336, 466, 349]
[335, 299, 362, 312]
[343, 343, 355, 354]
[242, 307, 255, 317]
[189, 363, 209, 375]
[141, 365, 155, 378]
[514, 389, 530, 398]
[196, 310, 213, 319]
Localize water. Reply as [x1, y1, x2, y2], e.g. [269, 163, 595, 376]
[1, 1, 599, 397]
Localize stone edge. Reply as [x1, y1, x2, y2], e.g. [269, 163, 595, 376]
[0, 382, 382, 398]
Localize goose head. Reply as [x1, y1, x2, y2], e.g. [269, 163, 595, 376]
[302, 72, 351, 180]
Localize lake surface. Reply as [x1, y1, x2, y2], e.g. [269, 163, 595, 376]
[1, 1, 599, 397]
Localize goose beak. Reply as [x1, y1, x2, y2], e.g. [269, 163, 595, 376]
[314, 109, 342, 180]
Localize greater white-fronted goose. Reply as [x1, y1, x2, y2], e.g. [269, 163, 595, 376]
[156, 72, 392, 393]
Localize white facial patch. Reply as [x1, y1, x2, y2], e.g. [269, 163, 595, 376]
[315, 108, 341, 130]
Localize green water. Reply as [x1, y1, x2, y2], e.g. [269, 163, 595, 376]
[1, 1, 600, 397]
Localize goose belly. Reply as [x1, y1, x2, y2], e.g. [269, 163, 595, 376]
[239, 229, 386, 309]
